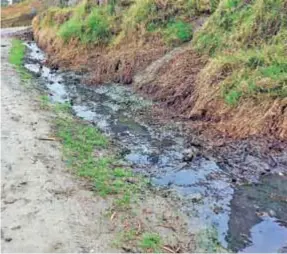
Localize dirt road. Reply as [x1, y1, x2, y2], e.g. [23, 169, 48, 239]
[1, 30, 117, 253]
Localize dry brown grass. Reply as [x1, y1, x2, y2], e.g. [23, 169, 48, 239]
[1, 0, 43, 28]
[33, 14, 169, 84]
[136, 45, 287, 140]
[32, 0, 286, 140]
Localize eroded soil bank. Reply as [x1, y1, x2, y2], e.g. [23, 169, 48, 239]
[24, 40, 287, 252]
[31, 0, 287, 140]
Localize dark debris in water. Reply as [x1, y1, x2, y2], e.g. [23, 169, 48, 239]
[24, 41, 287, 253]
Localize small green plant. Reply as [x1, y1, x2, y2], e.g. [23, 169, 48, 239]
[139, 233, 162, 252]
[246, 56, 265, 69]
[260, 64, 287, 80]
[195, 226, 225, 252]
[224, 89, 241, 105]
[39, 95, 50, 109]
[58, 5, 111, 44]
[113, 229, 138, 248]
[83, 8, 111, 44]
[54, 102, 72, 113]
[163, 20, 193, 46]
[58, 16, 84, 42]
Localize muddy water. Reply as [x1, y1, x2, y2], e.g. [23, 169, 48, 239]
[24, 41, 287, 252]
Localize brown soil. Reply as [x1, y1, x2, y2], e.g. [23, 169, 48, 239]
[32, 14, 287, 141]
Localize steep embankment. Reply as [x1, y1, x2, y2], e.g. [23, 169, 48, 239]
[32, 0, 211, 82]
[137, 0, 287, 139]
[33, 0, 287, 139]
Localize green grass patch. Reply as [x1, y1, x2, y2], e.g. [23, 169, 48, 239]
[9, 39, 25, 67]
[114, 231, 162, 253]
[50, 101, 148, 207]
[163, 20, 193, 46]
[43, 0, 219, 47]
[139, 232, 162, 252]
[58, 4, 112, 44]
[9, 39, 32, 83]
[193, 0, 287, 105]
[224, 89, 242, 106]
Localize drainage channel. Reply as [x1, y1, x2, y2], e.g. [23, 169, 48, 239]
[24, 41, 287, 252]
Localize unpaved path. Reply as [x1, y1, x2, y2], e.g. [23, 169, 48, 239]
[1, 30, 117, 253]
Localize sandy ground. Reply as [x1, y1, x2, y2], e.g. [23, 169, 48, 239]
[1, 29, 117, 253]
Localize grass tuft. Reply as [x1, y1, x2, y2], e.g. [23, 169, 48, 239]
[58, 3, 112, 44]
[139, 232, 162, 252]
[163, 20, 193, 46]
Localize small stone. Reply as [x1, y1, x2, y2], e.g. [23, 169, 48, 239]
[3, 198, 16, 205]
[11, 116, 20, 122]
[269, 209, 276, 217]
[182, 147, 199, 162]
[4, 238, 12, 242]
[11, 225, 21, 230]
[189, 193, 203, 203]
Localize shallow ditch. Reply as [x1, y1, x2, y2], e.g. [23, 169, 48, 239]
[24, 41, 287, 252]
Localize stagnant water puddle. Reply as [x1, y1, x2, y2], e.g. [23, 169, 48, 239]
[24, 41, 287, 252]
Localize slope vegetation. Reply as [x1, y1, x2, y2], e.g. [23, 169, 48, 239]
[33, 0, 215, 82]
[33, 0, 287, 139]
[137, 0, 287, 139]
